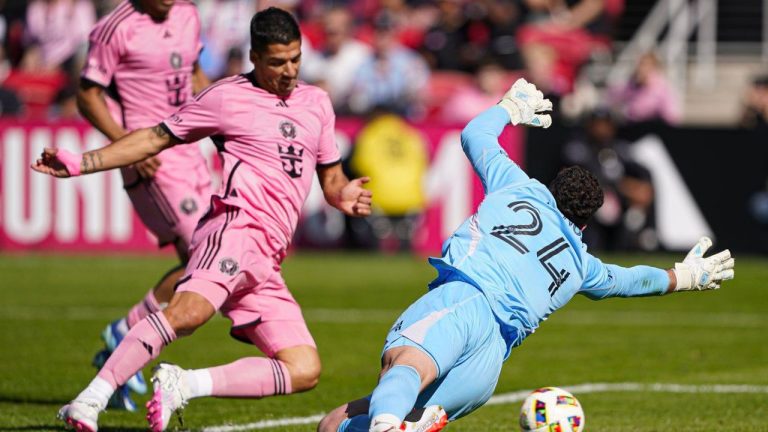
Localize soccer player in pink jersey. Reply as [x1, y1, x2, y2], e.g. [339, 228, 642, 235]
[77, 0, 212, 410]
[35, 7, 373, 432]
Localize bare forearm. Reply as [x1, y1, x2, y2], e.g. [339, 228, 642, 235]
[77, 89, 127, 142]
[80, 125, 174, 174]
[322, 175, 349, 210]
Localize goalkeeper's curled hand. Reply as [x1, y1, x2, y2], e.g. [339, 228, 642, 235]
[673, 237, 735, 291]
[497, 78, 553, 128]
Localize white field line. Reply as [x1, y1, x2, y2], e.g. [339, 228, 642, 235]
[0, 306, 766, 328]
[201, 382, 768, 432]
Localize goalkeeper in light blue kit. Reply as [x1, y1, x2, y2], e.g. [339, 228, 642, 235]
[317, 79, 736, 432]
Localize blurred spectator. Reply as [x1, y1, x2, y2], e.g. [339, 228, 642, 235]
[607, 52, 682, 125]
[0, 11, 22, 117]
[485, 0, 523, 70]
[740, 74, 768, 130]
[354, 0, 436, 50]
[420, 0, 473, 72]
[22, 0, 95, 78]
[348, 12, 429, 118]
[440, 60, 510, 124]
[517, 0, 611, 95]
[348, 113, 428, 251]
[561, 108, 657, 251]
[3, 65, 67, 118]
[301, 6, 371, 113]
[197, 0, 254, 80]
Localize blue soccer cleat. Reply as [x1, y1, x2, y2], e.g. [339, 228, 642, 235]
[109, 384, 138, 412]
[92, 319, 147, 395]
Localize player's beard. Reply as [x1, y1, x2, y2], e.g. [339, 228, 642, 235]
[276, 78, 297, 96]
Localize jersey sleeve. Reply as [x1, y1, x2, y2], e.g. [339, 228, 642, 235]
[81, 27, 122, 87]
[316, 93, 341, 165]
[579, 253, 669, 299]
[460, 106, 529, 193]
[161, 87, 224, 143]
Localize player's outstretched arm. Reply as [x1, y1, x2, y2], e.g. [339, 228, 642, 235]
[670, 236, 735, 292]
[580, 236, 735, 299]
[317, 163, 372, 217]
[31, 124, 179, 178]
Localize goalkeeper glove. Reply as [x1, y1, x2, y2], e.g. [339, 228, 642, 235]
[673, 237, 735, 291]
[497, 78, 553, 128]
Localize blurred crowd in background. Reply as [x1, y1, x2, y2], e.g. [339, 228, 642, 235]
[0, 0, 696, 123]
[0, 0, 766, 253]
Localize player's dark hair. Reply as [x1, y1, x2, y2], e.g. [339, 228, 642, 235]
[250, 7, 301, 53]
[549, 166, 604, 227]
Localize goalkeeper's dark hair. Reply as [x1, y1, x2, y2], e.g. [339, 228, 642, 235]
[549, 166, 604, 227]
[250, 7, 301, 53]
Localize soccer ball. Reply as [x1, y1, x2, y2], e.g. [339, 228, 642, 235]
[519, 387, 585, 432]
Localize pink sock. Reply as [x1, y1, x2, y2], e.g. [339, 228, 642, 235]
[126, 289, 163, 328]
[207, 357, 292, 397]
[97, 312, 176, 388]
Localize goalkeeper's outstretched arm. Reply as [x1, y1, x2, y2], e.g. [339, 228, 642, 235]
[580, 237, 735, 299]
[31, 124, 180, 178]
[460, 78, 553, 193]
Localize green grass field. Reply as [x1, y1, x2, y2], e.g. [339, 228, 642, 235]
[1, 252, 766, 431]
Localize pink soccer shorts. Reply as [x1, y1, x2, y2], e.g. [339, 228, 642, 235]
[176, 199, 315, 355]
[122, 159, 211, 248]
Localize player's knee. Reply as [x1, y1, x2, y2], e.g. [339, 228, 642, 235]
[163, 305, 207, 336]
[285, 357, 321, 392]
[316, 409, 343, 432]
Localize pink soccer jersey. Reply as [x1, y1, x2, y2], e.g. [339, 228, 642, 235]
[81, 0, 205, 172]
[162, 75, 341, 252]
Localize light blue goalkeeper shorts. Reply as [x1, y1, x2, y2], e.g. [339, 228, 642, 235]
[382, 281, 508, 420]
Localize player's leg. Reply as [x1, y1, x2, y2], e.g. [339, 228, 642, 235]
[59, 286, 221, 431]
[92, 171, 201, 400]
[154, 279, 322, 400]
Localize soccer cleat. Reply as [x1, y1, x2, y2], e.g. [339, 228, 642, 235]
[146, 362, 190, 432]
[402, 405, 448, 432]
[57, 400, 101, 432]
[95, 320, 147, 394]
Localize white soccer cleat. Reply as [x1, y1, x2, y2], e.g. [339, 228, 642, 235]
[57, 400, 101, 432]
[403, 405, 449, 432]
[146, 362, 190, 432]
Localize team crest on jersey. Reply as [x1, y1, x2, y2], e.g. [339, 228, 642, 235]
[179, 197, 197, 215]
[279, 121, 297, 139]
[278, 143, 304, 178]
[218, 257, 239, 276]
[170, 52, 182, 70]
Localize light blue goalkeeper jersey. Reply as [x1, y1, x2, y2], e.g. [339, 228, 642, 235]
[428, 106, 670, 355]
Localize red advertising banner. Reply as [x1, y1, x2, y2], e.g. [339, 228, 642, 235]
[0, 119, 522, 253]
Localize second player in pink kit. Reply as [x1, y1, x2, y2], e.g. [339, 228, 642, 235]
[37, 8, 373, 432]
[77, 0, 213, 410]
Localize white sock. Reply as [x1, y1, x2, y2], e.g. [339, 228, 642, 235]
[185, 369, 213, 399]
[75, 376, 114, 410]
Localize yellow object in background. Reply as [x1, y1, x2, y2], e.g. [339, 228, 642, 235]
[350, 114, 428, 216]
